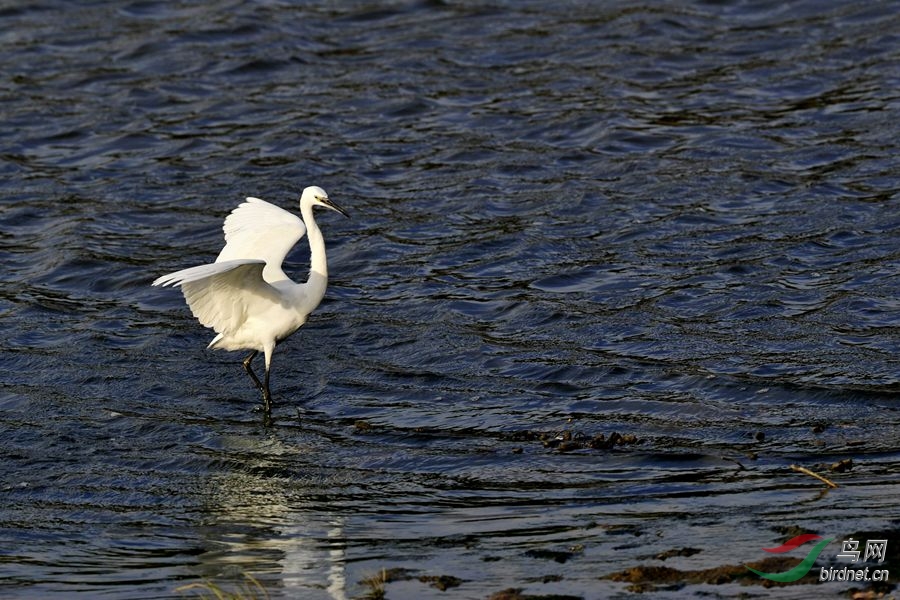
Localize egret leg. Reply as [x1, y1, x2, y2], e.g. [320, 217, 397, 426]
[245, 350, 273, 423]
[260, 344, 276, 414]
[262, 366, 272, 414]
[242, 350, 265, 392]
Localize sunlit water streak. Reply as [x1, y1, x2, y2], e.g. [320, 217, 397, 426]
[1, 1, 898, 598]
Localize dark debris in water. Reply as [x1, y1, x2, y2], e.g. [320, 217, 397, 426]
[603, 528, 899, 597]
[523, 574, 564, 584]
[352, 420, 641, 454]
[357, 568, 465, 594]
[354, 419, 375, 433]
[651, 547, 702, 561]
[505, 429, 641, 453]
[830, 458, 853, 472]
[419, 574, 463, 591]
[601, 555, 820, 592]
[524, 546, 583, 564]
[487, 589, 583, 600]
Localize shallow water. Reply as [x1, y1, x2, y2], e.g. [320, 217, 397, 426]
[1, 1, 899, 598]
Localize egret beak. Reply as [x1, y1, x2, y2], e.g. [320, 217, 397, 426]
[321, 197, 350, 218]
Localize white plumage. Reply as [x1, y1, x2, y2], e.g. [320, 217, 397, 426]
[153, 186, 349, 416]
[217, 196, 306, 281]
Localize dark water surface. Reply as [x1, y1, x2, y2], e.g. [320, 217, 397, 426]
[2, 1, 899, 598]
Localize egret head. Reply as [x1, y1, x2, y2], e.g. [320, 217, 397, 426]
[301, 186, 349, 218]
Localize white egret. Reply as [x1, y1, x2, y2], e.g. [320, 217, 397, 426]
[153, 185, 348, 416]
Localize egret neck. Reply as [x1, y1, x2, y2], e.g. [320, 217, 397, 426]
[301, 199, 329, 307]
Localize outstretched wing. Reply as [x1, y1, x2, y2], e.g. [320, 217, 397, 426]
[153, 259, 278, 339]
[216, 197, 306, 282]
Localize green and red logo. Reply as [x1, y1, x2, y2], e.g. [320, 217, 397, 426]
[745, 534, 834, 582]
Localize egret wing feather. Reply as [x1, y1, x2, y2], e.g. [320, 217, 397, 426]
[216, 197, 306, 282]
[153, 259, 279, 340]
[152, 259, 264, 287]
